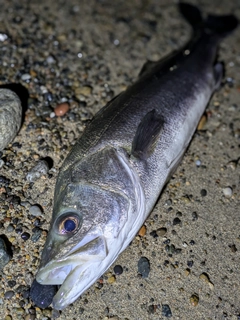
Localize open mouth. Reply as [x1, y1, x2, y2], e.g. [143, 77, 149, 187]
[37, 235, 107, 285]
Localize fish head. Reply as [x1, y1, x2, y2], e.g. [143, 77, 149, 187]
[36, 181, 129, 309]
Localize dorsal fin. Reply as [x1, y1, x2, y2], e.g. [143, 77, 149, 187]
[132, 109, 164, 160]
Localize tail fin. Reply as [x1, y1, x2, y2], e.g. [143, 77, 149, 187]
[179, 2, 238, 36]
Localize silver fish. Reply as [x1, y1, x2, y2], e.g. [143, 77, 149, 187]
[34, 3, 238, 310]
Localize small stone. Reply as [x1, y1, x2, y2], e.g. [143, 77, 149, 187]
[200, 189, 207, 197]
[190, 294, 199, 306]
[138, 257, 150, 278]
[54, 103, 70, 116]
[195, 159, 201, 167]
[158, 227, 167, 236]
[222, 187, 232, 198]
[197, 113, 207, 130]
[0, 237, 11, 269]
[162, 304, 172, 317]
[192, 212, 198, 221]
[26, 160, 49, 182]
[199, 273, 214, 290]
[52, 309, 61, 318]
[7, 224, 14, 232]
[21, 73, 31, 81]
[113, 265, 123, 275]
[75, 86, 92, 97]
[187, 260, 194, 268]
[21, 232, 30, 241]
[15, 307, 24, 315]
[5, 316, 12, 320]
[107, 275, 116, 284]
[0, 89, 22, 151]
[4, 290, 15, 299]
[8, 280, 16, 288]
[229, 244, 237, 253]
[138, 225, 146, 237]
[150, 230, 158, 238]
[30, 279, 58, 308]
[29, 205, 43, 217]
[31, 228, 42, 243]
[0, 159, 4, 168]
[173, 217, 181, 226]
[0, 33, 8, 41]
[184, 268, 190, 276]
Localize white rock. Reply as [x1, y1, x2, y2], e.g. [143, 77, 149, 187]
[0, 89, 22, 151]
[222, 187, 233, 198]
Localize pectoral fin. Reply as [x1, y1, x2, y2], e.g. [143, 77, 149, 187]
[132, 109, 164, 160]
[138, 60, 156, 77]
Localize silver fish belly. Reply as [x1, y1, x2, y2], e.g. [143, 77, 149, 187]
[34, 3, 238, 310]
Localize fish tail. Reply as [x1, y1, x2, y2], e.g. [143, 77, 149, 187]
[179, 2, 238, 37]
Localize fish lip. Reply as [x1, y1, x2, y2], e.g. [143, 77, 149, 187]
[36, 234, 107, 286]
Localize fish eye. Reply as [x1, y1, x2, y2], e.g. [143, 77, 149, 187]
[57, 213, 81, 235]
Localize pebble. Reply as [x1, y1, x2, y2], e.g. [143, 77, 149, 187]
[162, 304, 172, 317]
[173, 217, 181, 226]
[21, 73, 31, 81]
[195, 159, 201, 167]
[0, 89, 22, 151]
[0, 159, 4, 168]
[8, 280, 16, 288]
[150, 230, 158, 238]
[29, 205, 43, 217]
[0, 237, 11, 269]
[222, 187, 232, 198]
[190, 294, 199, 306]
[113, 265, 123, 275]
[54, 102, 70, 116]
[7, 224, 14, 232]
[30, 279, 58, 308]
[21, 232, 30, 241]
[75, 86, 92, 97]
[197, 113, 207, 130]
[199, 272, 214, 290]
[192, 212, 198, 221]
[4, 290, 15, 299]
[5, 316, 12, 320]
[200, 189, 207, 197]
[52, 309, 61, 318]
[158, 227, 167, 236]
[31, 228, 42, 243]
[0, 33, 8, 41]
[187, 260, 194, 268]
[26, 160, 49, 182]
[138, 257, 150, 278]
[138, 225, 147, 237]
[107, 275, 116, 284]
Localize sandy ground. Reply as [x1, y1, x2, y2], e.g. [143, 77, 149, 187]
[0, 0, 239, 319]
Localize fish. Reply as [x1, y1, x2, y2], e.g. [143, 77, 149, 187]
[31, 2, 238, 310]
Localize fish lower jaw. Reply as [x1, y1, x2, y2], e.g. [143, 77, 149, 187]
[36, 264, 73, 286]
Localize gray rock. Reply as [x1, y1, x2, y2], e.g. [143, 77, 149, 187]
[138, 257, 150, 278]
[29, 205, 43, 217]
[0, 237, 11, 270]
[0, 89, 22, 151]
[162, 304, 172, 318]
[26, 160, 49, 182]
